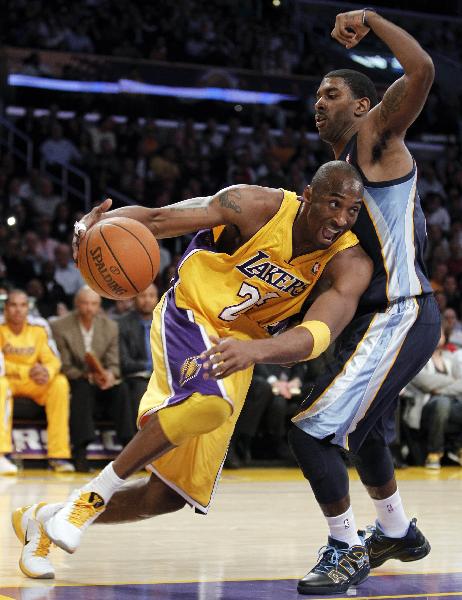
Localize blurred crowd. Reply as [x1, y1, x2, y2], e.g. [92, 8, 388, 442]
[7, 0, 462, 75]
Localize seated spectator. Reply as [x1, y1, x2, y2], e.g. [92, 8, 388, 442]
[53, 243, 84, 304]
[253, 363, 307, 460]
[227, 362, 307, 467]
[3, 237, 36, 288]
[425, 224, 450, 264]
[0, 290, 73, 474]
[447, 237, 462, 277]
[40, 123, 81, 166]
[6, 178, 27, 212]
[226, 365, 273, 468]
[424, 192, 450, 232]
[26, 278, 67, 319]
[28, 177, 62, 220]
[442, 307, 462, 348]
[88, 118, 117, 155]
[118, 284, 159, 428]
[51, 201, 73, 243]
[429, 261, 448, 292]
[50, 286, 134, 472]
[434, 290, 448, 313]
[23, 231, 44, 277]
[419, 164, 446, 200]
[106, 298, 134, 320]
[443, 275, 461, 311]
[35, 217, 59, 263]
[403, 329, 462, 469]
[39, 260, 68, 309]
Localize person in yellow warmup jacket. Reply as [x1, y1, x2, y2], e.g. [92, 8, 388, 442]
[0, 289, 73, 474]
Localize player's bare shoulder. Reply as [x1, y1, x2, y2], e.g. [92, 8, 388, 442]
[324, 244, 373, 291]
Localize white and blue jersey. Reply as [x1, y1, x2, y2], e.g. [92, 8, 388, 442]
[293, 135, 441, 452]
[344, 134, 432, 308]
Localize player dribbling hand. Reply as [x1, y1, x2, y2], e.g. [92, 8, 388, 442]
[72, 198, 113, 261]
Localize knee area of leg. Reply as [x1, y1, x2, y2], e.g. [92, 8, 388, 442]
[49, 374, 70, 393]
[288, 426, 328, 481]
[0, 376, 10, 394]
[158, 394, 232, 445]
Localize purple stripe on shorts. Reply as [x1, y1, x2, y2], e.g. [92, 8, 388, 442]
[162, 288, 223, 403]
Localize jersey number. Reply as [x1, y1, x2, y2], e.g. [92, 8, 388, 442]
[219, 282, 278, 322]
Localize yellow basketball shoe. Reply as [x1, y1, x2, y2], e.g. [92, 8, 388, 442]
[19, 518, 54, 579]
[12, 503, 54, 579]
[44, 489, 106, 554]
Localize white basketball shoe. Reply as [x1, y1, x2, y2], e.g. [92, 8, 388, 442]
[12, 504, 55, 579]
[44, 489, 106, 554]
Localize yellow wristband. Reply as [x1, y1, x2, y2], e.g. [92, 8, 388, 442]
[296, 320, 331, 360]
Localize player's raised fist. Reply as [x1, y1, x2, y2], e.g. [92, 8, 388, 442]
[331, 9, 372, 49]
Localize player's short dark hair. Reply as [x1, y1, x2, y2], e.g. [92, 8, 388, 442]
[311, 160, 364, 197]
[324, 69, 378, 108]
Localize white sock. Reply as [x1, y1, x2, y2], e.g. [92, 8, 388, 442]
[36, 502, 64, 524]
[326, 507, 362, 547]
[372, 490, 410, 538]
[81, 461, 125, 504]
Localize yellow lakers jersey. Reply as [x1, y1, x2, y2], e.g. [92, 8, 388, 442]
[0, 316, 61, 383]
[174, 190, 358, 339]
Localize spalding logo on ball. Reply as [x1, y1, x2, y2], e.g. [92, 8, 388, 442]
[77, 217, 160, 300]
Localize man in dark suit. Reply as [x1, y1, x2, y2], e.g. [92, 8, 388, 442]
[51, 286, 134, 472]
[118, 284, 159, 428]
[226, 362, 309, 468]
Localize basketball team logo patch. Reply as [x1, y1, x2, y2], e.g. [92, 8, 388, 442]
[179, 355, 202, 386]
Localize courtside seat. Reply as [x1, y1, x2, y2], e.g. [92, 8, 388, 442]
[12, 398, 121, 461]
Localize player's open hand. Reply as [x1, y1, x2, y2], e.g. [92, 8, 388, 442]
[201, 336, 257, 379]
[331, 10, 371, 49]
[72, 198, 113, 262]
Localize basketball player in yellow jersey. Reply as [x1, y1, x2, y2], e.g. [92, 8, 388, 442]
[0, 290, 73, 477]
[13, 160, 373, 578]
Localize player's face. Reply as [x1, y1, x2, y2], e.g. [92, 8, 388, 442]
[304, 184, 362, 248]
[135, 285, 159, 316]
[5, 293, 29, 327]
[315, 77, 357, 144]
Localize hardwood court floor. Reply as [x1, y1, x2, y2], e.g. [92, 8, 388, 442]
[0, 466, 461, 599]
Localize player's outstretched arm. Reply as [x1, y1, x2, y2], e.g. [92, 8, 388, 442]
[333, 9, 434, 137]
[201, 247, 373, 378]
[72, 186, 282, 259]
[148, 185, 282, 239]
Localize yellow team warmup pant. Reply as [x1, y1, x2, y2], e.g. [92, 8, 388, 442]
[0, 374, 71, 458]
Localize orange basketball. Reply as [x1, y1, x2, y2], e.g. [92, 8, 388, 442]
[77, 216, 160, 300]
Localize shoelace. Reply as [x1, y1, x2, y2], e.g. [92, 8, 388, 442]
[67, 498, 102, 528]
[34, 527, 52, 558]
[315, 545, 345, 573]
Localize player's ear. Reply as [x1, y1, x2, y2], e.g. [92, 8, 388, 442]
[354, 97, 370, 117]
[302, 185, 312, 204]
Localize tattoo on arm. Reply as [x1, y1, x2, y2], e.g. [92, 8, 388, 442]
[169, 197, 210, 213]
[379, 78, 408, 124]
[218, 190, 242, 213]
[170, 205, 209, 213]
